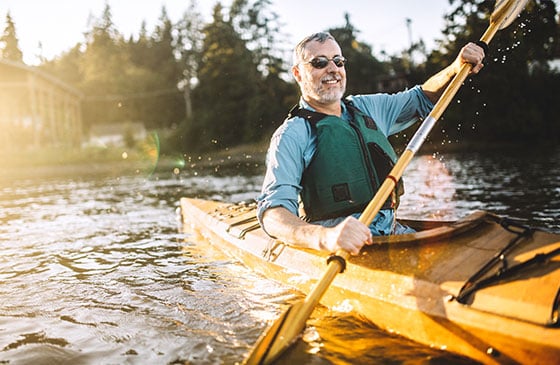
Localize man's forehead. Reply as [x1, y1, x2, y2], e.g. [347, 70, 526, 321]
[304, 39, 342, 56]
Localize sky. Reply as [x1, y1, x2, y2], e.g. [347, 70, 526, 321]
[2, 0, 455, 65]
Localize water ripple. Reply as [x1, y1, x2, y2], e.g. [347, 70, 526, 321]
[0, 147, 558, 364]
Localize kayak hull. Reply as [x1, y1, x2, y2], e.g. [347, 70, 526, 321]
[180, 197, 560, 365]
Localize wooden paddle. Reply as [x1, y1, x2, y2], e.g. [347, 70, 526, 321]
[243, 1, 528, 363]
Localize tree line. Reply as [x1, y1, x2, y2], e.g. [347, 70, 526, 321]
[1, 0, 559, 154]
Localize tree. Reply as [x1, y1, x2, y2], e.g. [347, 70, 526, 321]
[79, 4, 129, 128]
[132, 7, 184, 129]
[425, 0, 560, 143]
[328, 13, 391, 95]
[176, 0, 204, 126]
[190, 3, 260, 151]
[0, 12, 23, 62]
[229, 0, 296, 139]
[39, 44, 85, 87]
[229, 0, 286, 76]
[75, 4, 185, 131]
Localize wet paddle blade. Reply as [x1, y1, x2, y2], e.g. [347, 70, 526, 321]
[243, 301, 307, 365]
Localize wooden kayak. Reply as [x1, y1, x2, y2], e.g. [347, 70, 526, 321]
[180, 197, 560, 365]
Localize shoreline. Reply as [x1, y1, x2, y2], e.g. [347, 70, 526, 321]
[1, 139, 553, 179]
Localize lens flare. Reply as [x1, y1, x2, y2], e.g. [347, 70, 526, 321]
[137, 131, 160, 176]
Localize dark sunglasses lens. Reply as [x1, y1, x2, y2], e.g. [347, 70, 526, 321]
[309, 56, 346, 68]
[333, 56, 346, 67]
[310, 57, 329, 69]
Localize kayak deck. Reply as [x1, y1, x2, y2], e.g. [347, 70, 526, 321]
[180, 197, 560, 365]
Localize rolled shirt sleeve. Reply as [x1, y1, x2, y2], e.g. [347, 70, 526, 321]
[256, 117, 314, 226]
[348, 85, 434, 137]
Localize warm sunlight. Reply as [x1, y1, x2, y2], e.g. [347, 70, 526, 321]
[3, 0, 453, 65]
[1, 1, 559, 364]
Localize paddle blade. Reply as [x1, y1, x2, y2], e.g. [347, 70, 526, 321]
[243, 301, 307, 365]
[492, 0, 529, 29]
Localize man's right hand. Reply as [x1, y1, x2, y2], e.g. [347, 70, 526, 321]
[320, 216, 373, 254]
[261, 206, 372, 254]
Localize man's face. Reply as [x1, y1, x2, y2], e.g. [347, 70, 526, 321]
[293, 39, 346, 106]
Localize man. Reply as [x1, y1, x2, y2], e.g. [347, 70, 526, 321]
[256, 32, 485, 255]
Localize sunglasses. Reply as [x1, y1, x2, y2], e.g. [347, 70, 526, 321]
[303, 55, 347, 69]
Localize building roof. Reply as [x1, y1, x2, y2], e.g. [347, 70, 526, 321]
[0, 59, 83, 98]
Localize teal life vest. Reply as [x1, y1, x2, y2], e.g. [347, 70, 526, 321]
[291, 99, 403, 221]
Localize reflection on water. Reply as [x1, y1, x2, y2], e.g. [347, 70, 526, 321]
[400, 147, 560, 231]
[0, 146, 558, 364]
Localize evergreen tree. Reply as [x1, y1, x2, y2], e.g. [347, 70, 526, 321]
[81, 4, 123, 91]
[79, 4, 129, 128]
[136, 7, 184, 129]
[229, 0, 287, 77]
[0, 12, 23, 62]
[328, 13, 391, 95]
[39, 44, 84, 87]
[79, 4, 185, 131]
[121, 21, 160, 128]
[190, 3, 260, 151]
[126, 21, 150, 69]
[175, 0, 204, 151]
[228, 0, 296, 139]
[426, 0, 560, 143]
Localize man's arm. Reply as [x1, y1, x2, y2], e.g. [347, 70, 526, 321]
[421, 42, 486, 104]
[261, 206, 373, 255]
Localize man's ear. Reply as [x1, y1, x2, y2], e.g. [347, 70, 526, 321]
[292, 64, 302, 83]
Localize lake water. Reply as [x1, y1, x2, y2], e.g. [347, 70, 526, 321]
[1, 145, 558, 365]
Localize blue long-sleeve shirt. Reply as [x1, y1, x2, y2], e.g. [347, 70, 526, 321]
[256, 85, 434, 236]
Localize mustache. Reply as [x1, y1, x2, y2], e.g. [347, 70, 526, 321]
[321, 74, 342, 82]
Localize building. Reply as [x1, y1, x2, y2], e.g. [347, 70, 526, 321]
[0, 59, 83, 149]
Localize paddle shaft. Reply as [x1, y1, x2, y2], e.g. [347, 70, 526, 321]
[263, 1, 515, 355]
[270, 60, 475, 362]
[359, 16, 504, 224]
[279, 8, 510, 316]
[305, 14, 507, 314]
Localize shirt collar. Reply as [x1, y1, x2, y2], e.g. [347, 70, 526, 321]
[298, 97, 351, 121]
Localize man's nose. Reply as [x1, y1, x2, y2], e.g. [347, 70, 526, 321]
[325, 59, 339, 71]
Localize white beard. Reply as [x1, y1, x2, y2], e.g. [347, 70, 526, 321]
[302, 77, 346, 104]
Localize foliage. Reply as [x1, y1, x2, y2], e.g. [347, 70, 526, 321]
[328, 13, 393, 94]
[227, 0, 296, 143]
[5, 0, 560, 154]
[0, 12, 23, 62]
[186, 1, 296, 151]
[424, 0, 560, 143]
[188, 4, 259, 150]
[39, 4, 185, 134]
[176, 0, 205, 122]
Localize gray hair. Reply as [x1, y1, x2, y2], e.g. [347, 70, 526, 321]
[292, 32, 337, 66]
